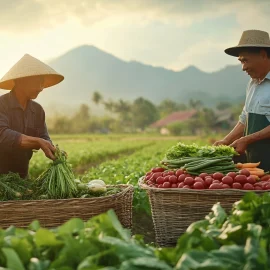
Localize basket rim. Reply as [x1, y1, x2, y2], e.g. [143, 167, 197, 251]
[1, 184, 133, 203]
[138, 177, 268, 194]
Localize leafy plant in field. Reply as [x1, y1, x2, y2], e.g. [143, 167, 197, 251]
[0, 193, 269, 269]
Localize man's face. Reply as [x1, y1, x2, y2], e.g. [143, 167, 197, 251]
[16, 76, 44, 99]
[238, 51, 265, 79]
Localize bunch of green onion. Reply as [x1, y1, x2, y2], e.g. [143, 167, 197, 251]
[36, 145, 77, 199]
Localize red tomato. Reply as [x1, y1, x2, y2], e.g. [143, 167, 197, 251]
[232, 182, 242, 189]
[169, 175, 178, 184]
[151, 167, 165, 173]
[209, 183, 222, 189]
[222, 176, 233, 185]
[178, 182, 185, 188]
[204, 178, 213, 187]
[164, 175, 170, 182]
[193, 182, 204, 189]
[213, 180, 221, 184]
[222, 184, 231, 189]
[255, 186, 263, 190]
[263, 184, 270, 190]
[176, 169, 184, 177]
[158, 184, 163, 188]
[227, 172, 237, 179]
[162, 182, 171, 188]
[151, 172, 163, 181]
[243, 183, 254, 190]
[178, 174, 186, 183]
[156, 176, 165, 185]
[185, 174, 191, 177]
[171, 184, 178, 188]
[199, 173, 209, 179]
[146, 180, 152, 185]
[246, 176, 256, 185]
[145, 174, 152, 180]
[183, 185, 191, 189]
[239, 169, 250, 177]
[184, 177, 195, 186]
[213, 172, 224, 180]
[234, 175, 247, 185]
[166, 171, 175, 176]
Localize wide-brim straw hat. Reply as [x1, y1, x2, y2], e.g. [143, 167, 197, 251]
[225, 29, 270, 57]
[0, 54, 64, 90]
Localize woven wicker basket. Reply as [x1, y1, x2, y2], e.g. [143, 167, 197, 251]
[139, 177, 267, 247]
[0, 184, 133, 229]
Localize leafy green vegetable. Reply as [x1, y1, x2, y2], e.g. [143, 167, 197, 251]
[165, 142, 238, 160]
[35, 145, 77, 199]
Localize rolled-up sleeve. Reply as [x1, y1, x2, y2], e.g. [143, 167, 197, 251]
[0, 101, 21, 150]
[239, 107, 247, 125]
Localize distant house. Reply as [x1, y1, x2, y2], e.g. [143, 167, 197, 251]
[150, 110, 197, 134]
[214, 108, 236, 131]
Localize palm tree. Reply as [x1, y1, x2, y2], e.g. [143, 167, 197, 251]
[92, 91, 103, 105]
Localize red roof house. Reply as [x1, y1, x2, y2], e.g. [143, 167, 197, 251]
[150, 110, 197, 128]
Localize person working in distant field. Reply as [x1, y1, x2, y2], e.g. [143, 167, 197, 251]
[214, 29, 270, 171]
[0, 54, 64, 178]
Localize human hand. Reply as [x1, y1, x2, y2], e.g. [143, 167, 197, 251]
[229, 137, 248, 154]
[39, 139, 56, 160]
[213, 139, 229, 146]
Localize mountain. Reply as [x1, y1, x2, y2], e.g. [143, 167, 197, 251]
[5, 45, 250, 114]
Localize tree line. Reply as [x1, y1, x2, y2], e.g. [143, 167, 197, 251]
[47, 91, 243, 135]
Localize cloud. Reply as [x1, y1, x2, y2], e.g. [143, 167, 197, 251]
[0, 0, 269, 32]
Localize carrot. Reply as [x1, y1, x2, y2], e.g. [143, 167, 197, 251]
[236, 163, 242, 168]
[250, 174, 260, 181]
[246, 168, 264, 177]
[238, 162, 261, 168]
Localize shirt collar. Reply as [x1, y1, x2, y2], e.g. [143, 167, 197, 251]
[9, 91, 35, 113]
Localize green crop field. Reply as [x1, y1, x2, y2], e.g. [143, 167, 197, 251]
[29, 134, 212, 241]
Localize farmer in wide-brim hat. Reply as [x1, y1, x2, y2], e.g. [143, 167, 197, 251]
[0, 54, 64, 178]
[214, 30, 270, 171]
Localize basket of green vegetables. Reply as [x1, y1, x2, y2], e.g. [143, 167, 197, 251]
[0, 146, 133, 229]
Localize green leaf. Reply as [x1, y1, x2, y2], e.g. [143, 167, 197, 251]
[28, 258, 50, 270]
[28, 221, 40, 232]
[35, 229, 63, 247]
[9, 238, 33, 265]
[119, 257, 172, 270]
[107, 210, 130, 241]
[57, 218, 84, 235]
[2, 248, 25, 270]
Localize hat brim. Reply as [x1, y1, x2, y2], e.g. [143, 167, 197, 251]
[225, 45, 270, 57]
[0, 74, 64, 90]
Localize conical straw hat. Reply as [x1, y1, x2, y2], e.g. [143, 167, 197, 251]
[225, 29, 270, 57]
[0, 54, 64, 90]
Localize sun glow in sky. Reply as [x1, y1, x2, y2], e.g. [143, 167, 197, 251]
[0, 0, 269, 77]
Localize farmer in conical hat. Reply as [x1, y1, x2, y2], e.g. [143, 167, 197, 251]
[214, 30, 270, 171]
[0, 54, 64, 178]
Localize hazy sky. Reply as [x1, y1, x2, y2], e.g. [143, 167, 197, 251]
[0, 0, 269, 77]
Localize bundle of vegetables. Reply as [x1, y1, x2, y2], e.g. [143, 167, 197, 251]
[0, 172, 32, 200]
[0, 193, 269, 269]
[165, 142, 238, 160]
[162, 156, 238, 175]
[236, 161, 267, 177]
[35, 145, 77, 199]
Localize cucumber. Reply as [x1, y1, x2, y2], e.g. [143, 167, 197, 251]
[185, 157, 232, 171]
